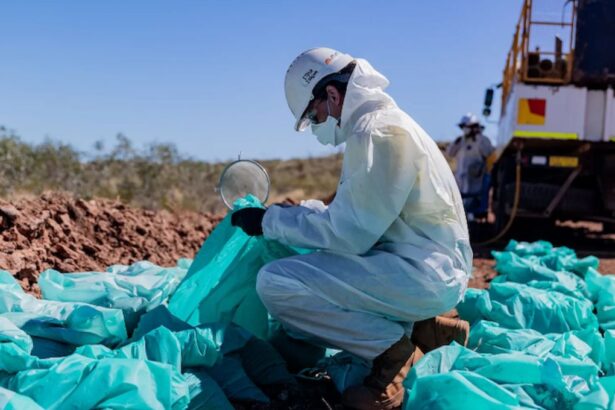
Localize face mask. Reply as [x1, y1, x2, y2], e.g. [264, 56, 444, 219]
[311, 99, 343, 146]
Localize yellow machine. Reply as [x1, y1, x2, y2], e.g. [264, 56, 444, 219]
[483, 0, 615, 232]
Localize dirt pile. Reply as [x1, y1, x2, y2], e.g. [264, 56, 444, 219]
[0, 193, 222, 294]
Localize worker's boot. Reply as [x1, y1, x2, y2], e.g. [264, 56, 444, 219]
[411, 316, 470, 354]
[342, 335, 418, 410]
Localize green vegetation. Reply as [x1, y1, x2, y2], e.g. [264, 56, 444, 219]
[0, 127, 342, 214]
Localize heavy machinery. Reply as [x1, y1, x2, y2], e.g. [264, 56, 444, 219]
[483, 0, 615, 233]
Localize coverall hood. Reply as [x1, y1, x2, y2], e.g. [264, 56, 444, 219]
[337, 59, 395, 144]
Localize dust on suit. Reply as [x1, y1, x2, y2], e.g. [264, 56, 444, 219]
[257, 59, 472, 360]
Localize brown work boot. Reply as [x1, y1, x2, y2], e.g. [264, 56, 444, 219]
[342, 335, 418, 410]
[411, 316, 469, 354]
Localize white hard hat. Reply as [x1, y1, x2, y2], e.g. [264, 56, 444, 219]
[284, 47, 354, 131]
[458, 113, 481, 128]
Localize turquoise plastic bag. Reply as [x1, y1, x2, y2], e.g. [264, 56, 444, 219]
[504, 239, 554, 256]
[492, 251, 589, 296]
[572, 376, 615, 410]
[0, 322, 205, 409]
[493, 242, 614, 331]
[406, 370, 524, 409]
[404, 344, 600, 410]
[539, 250, 599, 278]
[584, 268, 615, 329]
[0, 354, 193, 410]
[504, 240, 599, 276]
[110, 308, 272, 404]
[0, 271, 127, 346]
[130, 306, 252, 355]
[604, 330, 615, 375]
[76, 326, 220, 369]
[457, 282, 598, 333]
[29, 337, 74, 359]
[0, 387, 42, 410]
[39, 260, 190, 331]
[169, 196, 307, 339]
[0, 305, 229, 409]
[0, 317, 36, 373]
[469, 320, 604, 368]
[127, 307, 265, 402]
[130, 306, 292, 404]
[406, 240, 613, 410]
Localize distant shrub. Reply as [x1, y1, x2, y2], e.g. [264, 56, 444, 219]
[0, 127, 342, 214]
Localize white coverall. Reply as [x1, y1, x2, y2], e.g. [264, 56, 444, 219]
[257, 59, 472, 360]
[447, 134, 495, 196]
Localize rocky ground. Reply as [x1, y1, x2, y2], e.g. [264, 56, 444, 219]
[0, 193, 222, 295]
[0, 193, 613, 296]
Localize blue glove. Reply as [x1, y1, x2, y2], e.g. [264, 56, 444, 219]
[231, 207, 266, 236]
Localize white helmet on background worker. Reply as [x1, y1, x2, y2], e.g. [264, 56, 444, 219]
[284, 47, 354, 131]
[457, 113, 481, 129]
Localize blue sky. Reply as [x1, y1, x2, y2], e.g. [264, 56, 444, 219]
[0, 1, 524, 161]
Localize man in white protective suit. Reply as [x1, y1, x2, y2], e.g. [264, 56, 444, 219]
[446, 113, 495, 221]
[231, 48, 472, 410]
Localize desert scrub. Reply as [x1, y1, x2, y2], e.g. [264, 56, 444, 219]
[0, 127, 342, 214]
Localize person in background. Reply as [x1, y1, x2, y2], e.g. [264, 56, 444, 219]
[446, 113, 495, 221]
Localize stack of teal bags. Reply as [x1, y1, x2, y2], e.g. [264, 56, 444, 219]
[403, 240, 615, 409]
[0, 196, 301, 409]
[2, 192, 614, 409]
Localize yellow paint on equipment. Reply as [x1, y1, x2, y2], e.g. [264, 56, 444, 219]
[517, 98, 546, 125]
[549, 156, 579, 167]
[513, 130, 578, 140]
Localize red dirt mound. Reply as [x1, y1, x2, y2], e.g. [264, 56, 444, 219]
[0, 193, 222, 294]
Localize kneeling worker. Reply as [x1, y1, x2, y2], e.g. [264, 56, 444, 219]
[232, 48, 472, 410]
